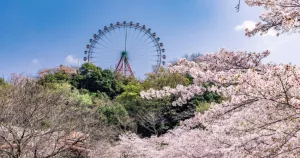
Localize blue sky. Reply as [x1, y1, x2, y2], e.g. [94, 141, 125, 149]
[1, 0, 299, 78]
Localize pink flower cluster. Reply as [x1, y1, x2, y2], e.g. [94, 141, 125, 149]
[100, 49, 300, 157]
[141, 48, 270, 106]
[244, 0, 300, 36]
[140, 85, 206, 106]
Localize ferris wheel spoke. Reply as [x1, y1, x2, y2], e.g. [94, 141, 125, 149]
[97, 37, 111, 47]
[129, 42, 156, 53]
[127, 41, 141, 53]
[112, 28, 120, 48]
[113, 28, 122, 47]
[103, 33, 114, 45]
[129, 46, 157, 57]
[94, 45, 120, 53]
[133, 29, 142, 41]
[129, 36, 149, 52]
[129, 28, 139, 49]
[134, 30, 146, 43]
[130, 31, 150, 51]
[115, 28, 122, 48]
[129, 40, 153, 52]
[92, 56, 116, 61]
[143, 35, 152, 43]
[128, 28, 138, 53]
[126, 29, 142, 50]
[116, 27, 124, 50]
[127, 27, 132, 49]
[94, 43, 113, 50]
[127, 32, 148, 52]
[107, 30, 116, 46]
[95, 41, 110, 48]
[129, 51, 158, 62]
[93, 47, 119, 53]
[104, 31, 115, 45]
[127, 45, 144, 55]
[130, 52, 158, 62]
[146, 40, 156, 45]
[125, 26, 128, 52]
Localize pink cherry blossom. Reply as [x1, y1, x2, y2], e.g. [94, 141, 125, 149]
[244, 0, 300, 36]
[98, 49, 300, 158]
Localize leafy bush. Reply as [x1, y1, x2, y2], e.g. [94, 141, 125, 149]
[116, 80, 143, 102]
[98, 103, 134, 131]
[195, 102, 211, 113]
[142, 67, 189, 90]
[74, 63, 124, 98]
[38, 71, 71, 85]
[0, 78, 5, 85]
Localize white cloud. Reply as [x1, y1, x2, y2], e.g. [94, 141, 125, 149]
[264, 29, 277, 37]
[65, 55, 79, 65]
[235, 20, 256, 31]
[31, 59, 39, 64]
[235, 20, 277, 37]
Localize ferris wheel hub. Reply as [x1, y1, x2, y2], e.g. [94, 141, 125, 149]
[121, 51, 128, 58]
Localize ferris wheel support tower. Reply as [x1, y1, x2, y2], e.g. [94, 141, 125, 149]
[116, 51, 134, 77]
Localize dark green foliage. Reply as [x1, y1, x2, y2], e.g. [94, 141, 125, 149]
[159, 103, 195, 132]
[134, 90, 221, 137]
[37, 63, 124, 98]
[99, 103, 128, 125]
[100, 69, 123, 98]
[185, 74, 194, 85]
[98, 103, 134, 132]
[121, 97, 170, 137]
[191, 91, 222, 104]
[38, 71, 71, 85]
[0, 78, 5, 85]
[116, 80, 142, 102]
[122, 97, 196, 137]
[74, 63, 103, 92]
[74, 63, 123, 98]
[142, 67, 189, 90]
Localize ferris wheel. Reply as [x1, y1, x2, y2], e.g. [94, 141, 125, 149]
[83, 21, 166, 78]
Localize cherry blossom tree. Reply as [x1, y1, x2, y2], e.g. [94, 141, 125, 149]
[244, 0, 300, 36]
[0, 76, 90, 158]
[0, 76, 116, 158]
[141, 48, 270, 106]
[89, 48, 300, 158]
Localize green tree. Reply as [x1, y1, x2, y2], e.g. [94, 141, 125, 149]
[75, 63, 123, 98]
[75, 63, 103, 92]
[100, 69, 123, 98]
[38, 71, 71, 85]
[116, 81, 143, 102]
[117, 68, 222, 137]
[98, 102, 134, 131]
[142, 67, 189, 90]
[0, 78, 5, 85]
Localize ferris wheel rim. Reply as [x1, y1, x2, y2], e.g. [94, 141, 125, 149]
[84, 21, 166, 74]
